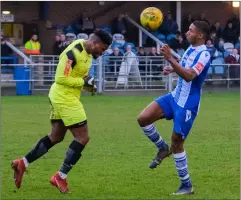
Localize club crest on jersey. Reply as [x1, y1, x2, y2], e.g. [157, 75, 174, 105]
[195, 62, 204, 73]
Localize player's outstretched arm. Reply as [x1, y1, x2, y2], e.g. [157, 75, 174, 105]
[166, 57, 197, 82]
[160, 44, 210, 82]
[160, 45, 196, 82]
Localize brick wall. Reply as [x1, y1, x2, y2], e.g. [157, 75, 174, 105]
[1, 1, 39, 23]
[1, 1, 239, 54]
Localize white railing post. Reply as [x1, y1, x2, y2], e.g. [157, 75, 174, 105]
[97, 57, 103, 94]
[156, 43, 160, 52]
[227, 64, 230, 90]
[176, 2, 182, 32]
[139, 28, 143, 47]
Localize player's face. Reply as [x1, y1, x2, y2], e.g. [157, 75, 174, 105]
[91, 41, 109, 59]
[186, 24, 203, 44]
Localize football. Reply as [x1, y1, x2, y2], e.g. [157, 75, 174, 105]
[140, 7, 163, 31]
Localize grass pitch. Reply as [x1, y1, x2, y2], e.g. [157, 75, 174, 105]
[1, 93, 240, 199]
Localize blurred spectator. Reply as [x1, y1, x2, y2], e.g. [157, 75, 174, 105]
[159, 11, 179, 35]
[222, 21, 238, 44]
[148, 47, 161, 76]
[198, 13, 210, 25]
[109, 47, 123, 74]
[169, 31, 189, 55]
[210, 21, 223, 38]
[235, 37, 240, 54]
[111, 14, 127, 35]
[71, 16, 82, 34]
[210, 32, 220, 50]
[24, 34, 41, 55]
[225, 48, 240, 85]
[137, 47, 147, 71]
[63, 25, 75, 35]
[182, 13, 194, 33]
[137, 47, 147, 56]
[52, 35, 61, 55]
[206, 39, 216, 61]
[1, 37, 13, 57]
[125, 45, 132, 53]
[218, 37, 225, 52]
[58, 34, 69, 54]
[148, 47, 160, 57]
[80, 12, 95, 35]
[229, 13, 240, 34]
[66, 33, 76, 44]
[111, 14, 128, 40]
[1, 36, 14, 70]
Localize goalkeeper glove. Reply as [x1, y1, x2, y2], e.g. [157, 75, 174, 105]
[84, 76, 95, 86]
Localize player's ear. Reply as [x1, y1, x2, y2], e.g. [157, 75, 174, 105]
[93, 40, 99, 48]
[198, 32, 203, 39]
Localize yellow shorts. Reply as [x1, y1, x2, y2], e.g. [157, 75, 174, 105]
[49, 99, 87, 127]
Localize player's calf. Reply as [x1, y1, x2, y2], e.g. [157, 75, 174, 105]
[171, 132, 193, 194]
[55, 122, 89, 183]
[137, 112, 171, 168]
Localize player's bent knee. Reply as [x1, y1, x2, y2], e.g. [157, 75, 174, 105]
[48, 134, 65, 144]
[75, 135, 90, 145]
[171, 133, 184, 153]
[137, 114, 148, 127]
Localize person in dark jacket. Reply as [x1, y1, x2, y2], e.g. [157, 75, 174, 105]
[222, 21, 238, 44]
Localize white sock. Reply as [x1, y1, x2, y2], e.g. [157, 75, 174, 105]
[58, 171, 67, 179]
[23, 157, 29, 168]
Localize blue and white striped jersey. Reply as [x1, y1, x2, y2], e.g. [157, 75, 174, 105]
[171, 45, 211, 111]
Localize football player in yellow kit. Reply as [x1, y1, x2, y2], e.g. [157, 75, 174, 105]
[11, 29, 112, 193]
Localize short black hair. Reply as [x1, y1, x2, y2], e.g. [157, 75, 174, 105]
[175, 31, 182, 36]
[93, 29, 112, 46]
[193, 21, 210, 40]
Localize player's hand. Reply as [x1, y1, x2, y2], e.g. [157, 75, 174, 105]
[160, 44, 173, 61]
[84, 76, 95, 86]
[163, 66, 173, 75]
[84, 84, 97, 92]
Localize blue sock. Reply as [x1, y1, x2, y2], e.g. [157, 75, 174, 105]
[141, 124, 166, 150]
[173, 151, 192, 188]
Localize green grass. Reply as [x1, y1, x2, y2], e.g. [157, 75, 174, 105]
[1, 93, 240, 199]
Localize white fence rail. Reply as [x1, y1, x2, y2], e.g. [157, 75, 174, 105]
[1, 54, 240, 94]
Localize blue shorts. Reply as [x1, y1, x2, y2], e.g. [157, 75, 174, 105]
[155, 93, 197, 139]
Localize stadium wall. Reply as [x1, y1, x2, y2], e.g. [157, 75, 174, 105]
[1, 1, 239, 54]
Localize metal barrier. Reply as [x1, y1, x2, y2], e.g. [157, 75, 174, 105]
[169, 64, 240, 91]
[29, 55, 59, 91]
[1, 56, 240, 94]
[1, 56, 18, 73]
[101, 55, 167, 91]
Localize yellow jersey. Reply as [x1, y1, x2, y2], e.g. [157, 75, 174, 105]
[49, 39, 92, 104]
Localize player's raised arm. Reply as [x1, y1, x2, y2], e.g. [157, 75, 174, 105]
[54, 49, 85, 87]
[161, 21, 210, 82]
[160, 45, 199, 82]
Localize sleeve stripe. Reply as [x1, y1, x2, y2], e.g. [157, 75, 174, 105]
[75, 43, 83, 52]
[65, 43, 84, 69]
[66, 50, 76, 68]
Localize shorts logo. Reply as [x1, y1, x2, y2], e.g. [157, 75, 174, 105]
[64, 59, 73, 76]
[195, 62, 204, 73]
[185, 110, 191, 122]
